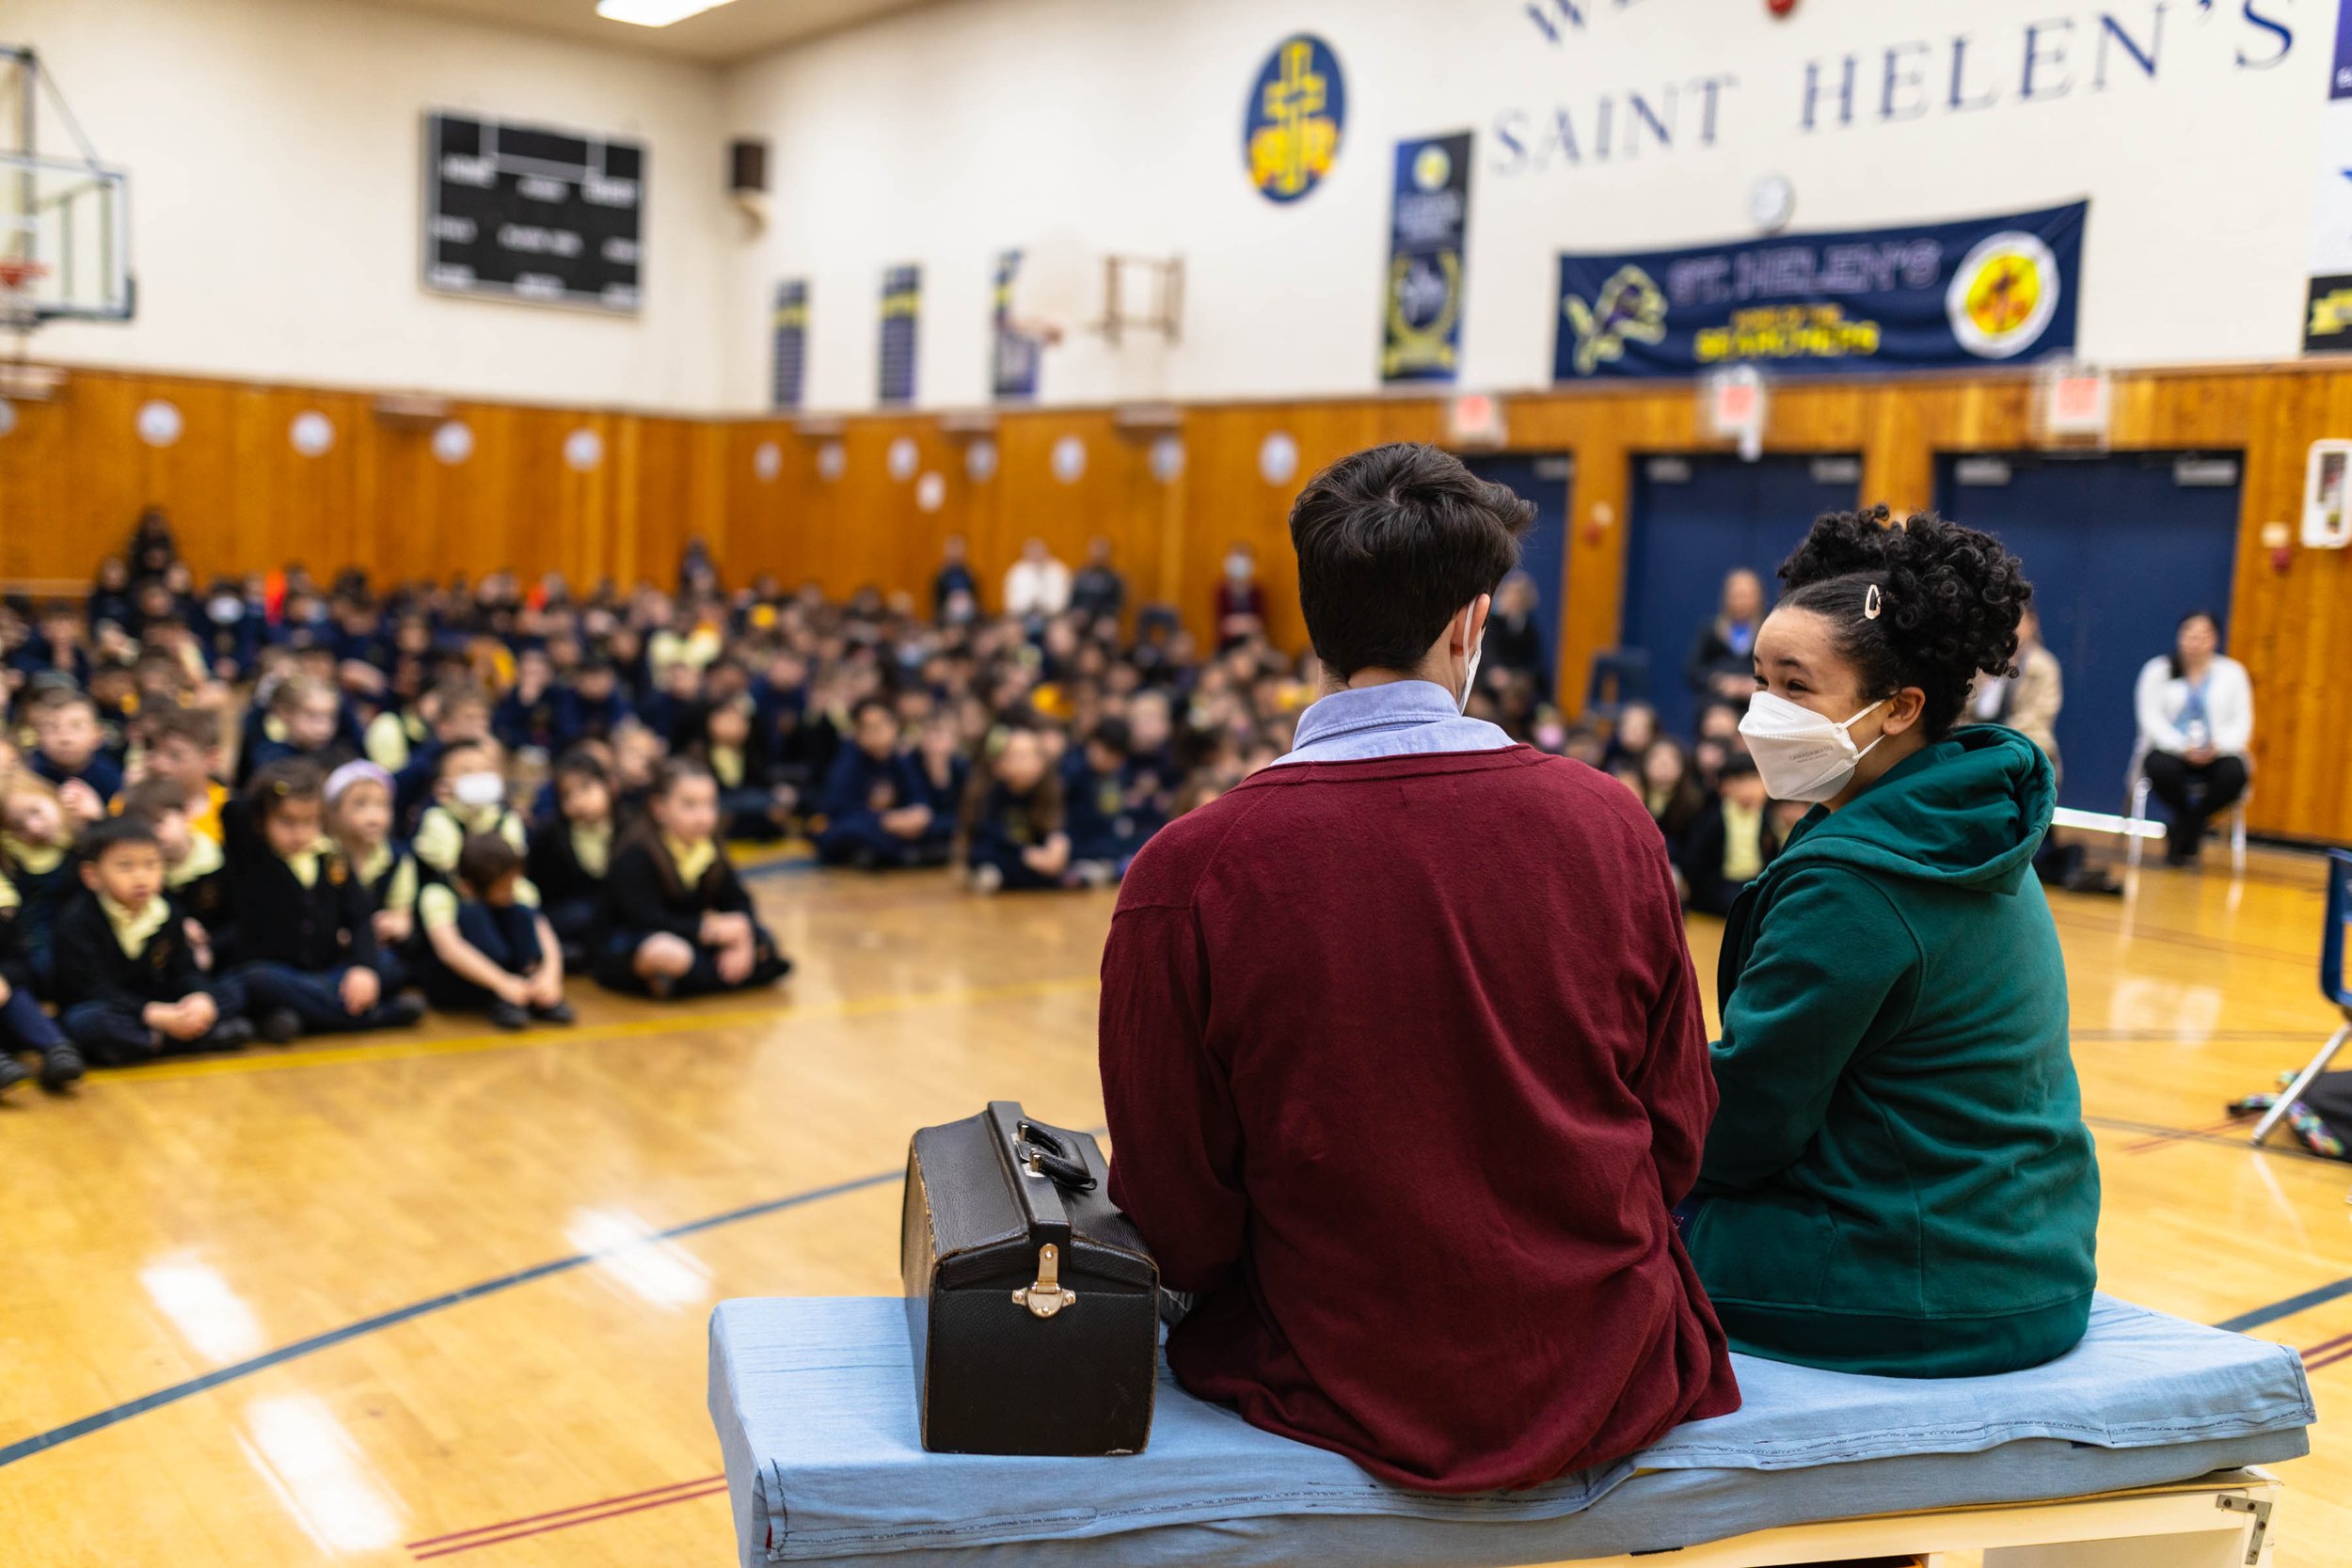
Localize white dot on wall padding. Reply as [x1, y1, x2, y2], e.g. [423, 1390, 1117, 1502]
[1259, 431, 1299, 486]
[564, 427, 604, 471]
[136, 399, 183, 448]
[432, 420, 475, 465]
[965, 438, 997, 483]
[0, 398, 15, 438]
[754, 439, 783, 482]
[1150, 434, 1185, 484]
[290, 410, 334, 457]
[1051, 434, 1087, 484]
[817, 440, 847, 483]
[915, 471, 946, 513]
[887, 436, 919, 483]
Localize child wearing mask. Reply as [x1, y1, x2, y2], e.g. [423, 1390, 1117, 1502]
[222, 762, 424, 1042]
[957, 726, 1071, 894]
[1, 772, 78, 993]
[53, 816, 257, 1062]
[1678, 754, 1782, 918]
[527, 749, 615, 971]
[414, 740, 535, 901]
[596, 759, 790, 998]
[816, 698, 939, 869]
[141, 704, 231, 847]
[28, 689, 121, 820]
[325, 761, 420, 991]
[393, 682, 495, 831]
[421, 832, 572, 1030]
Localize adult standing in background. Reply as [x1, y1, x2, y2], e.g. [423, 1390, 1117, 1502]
[1003, 538, 1072, 622]
[2136, 610, 2253, 867]
[1101, 442, 1737, 1494]
[1484, 570, 1550, 700]
[1968, 607, 2114, 894]
[1212, 542, 1266, 649]
[1070, 536, 1127, 624]
[931, 535, 977, 624]
[1687, 568, 1766, 705]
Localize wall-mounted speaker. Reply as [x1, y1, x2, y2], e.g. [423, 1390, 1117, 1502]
[729, 138, 769, 196]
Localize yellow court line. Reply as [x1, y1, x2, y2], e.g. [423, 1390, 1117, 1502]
[97, 975, 1104, 1085]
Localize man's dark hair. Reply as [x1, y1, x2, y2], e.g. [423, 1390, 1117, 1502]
[456, 831, 525, 893]
[1289, 443, 1531, 679]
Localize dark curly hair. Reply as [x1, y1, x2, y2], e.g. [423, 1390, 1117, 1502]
[1775, 507, 2031, 738]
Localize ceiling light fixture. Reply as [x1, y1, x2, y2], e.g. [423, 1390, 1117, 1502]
[596, 0, 738, 27]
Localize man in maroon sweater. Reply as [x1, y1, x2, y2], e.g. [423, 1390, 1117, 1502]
[1099, 442, 1739, 1494]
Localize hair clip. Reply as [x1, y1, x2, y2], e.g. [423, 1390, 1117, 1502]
[1863, 584, 1884, 621]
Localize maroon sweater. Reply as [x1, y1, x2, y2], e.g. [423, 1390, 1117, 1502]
[1099, 746, 1739, 1493]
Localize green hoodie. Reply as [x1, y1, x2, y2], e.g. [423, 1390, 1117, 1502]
[1687, 725, 2100, 1377]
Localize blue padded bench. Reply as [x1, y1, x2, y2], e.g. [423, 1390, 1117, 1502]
[707, 1294, 2312, 1568]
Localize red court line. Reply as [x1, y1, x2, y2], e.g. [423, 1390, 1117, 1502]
[2301, 1344, 2352, 1374]
[411, 1481, 730, 1560]
[2120, 1117, 2245, 1154]
[406, 1473, 724, 1549]
[2296, 1329, 2352, 1364]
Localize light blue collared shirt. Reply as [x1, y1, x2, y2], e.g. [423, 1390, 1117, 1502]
[1270, 680, 1517, 767]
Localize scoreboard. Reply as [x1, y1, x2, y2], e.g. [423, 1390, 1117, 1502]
[422, 112, 643, 313]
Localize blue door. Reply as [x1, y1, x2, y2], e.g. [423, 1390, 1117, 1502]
[1464, 453, 1572, 695]
[1933, 451, 2243, 813]
[1624, 454, 1862, 739]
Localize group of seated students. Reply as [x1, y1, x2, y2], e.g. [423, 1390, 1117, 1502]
[0, 515, 1318, 1096]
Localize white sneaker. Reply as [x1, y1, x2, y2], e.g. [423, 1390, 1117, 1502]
[970, 863, 1004, 895]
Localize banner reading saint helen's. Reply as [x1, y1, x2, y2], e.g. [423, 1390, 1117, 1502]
[1381, 132, 1472, 384]
[1554, 201, 2086, 381]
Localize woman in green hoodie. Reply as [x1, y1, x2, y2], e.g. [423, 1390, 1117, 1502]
[1686, 507, 2099, 1378]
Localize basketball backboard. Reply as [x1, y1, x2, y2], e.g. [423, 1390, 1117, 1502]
[1, 46, 135, 330]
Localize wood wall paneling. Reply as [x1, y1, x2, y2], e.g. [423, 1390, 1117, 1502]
[4, 362, 2349, 844]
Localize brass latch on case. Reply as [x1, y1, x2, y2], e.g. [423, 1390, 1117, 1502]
[1012, 1243, 1077, 1320]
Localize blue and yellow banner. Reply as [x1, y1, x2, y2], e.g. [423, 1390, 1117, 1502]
[1381, 132, 1471, 384]
[992, 249, 1041, 401]
[878, 264, 920, 406]
[1553, 201, 2087, 381]
[771, 279, 808, 412]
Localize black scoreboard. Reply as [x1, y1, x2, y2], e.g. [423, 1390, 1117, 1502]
[422, 112, 644, 313]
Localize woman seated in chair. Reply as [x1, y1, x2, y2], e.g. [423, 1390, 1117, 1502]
[1690, 508, 2099, 1379]
[2135, 610, 2252, 867]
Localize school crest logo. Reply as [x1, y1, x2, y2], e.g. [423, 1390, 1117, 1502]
[1562, 264, 1668, 375]
[1947, 230, 2062, 358]
[1245, 34, 1345, 203]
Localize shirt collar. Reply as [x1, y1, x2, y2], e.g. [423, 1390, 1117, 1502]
[1275, 680, 1516, 768]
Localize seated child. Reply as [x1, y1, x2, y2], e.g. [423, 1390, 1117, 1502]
[493, 647, 564, 757]
[695, 694, 794, 842]
[241, 674, 351, 783]
[0, 855, 82, 1093]
[27, 689, 121, 821]
[555, 660, 631, 751]
[421, 832, 573, 1030]
[141, 703, 231, 847]
[392, 681, 495, 831]
[0, 772, 78, 994]
[1062, 718, 1152, 882]
[595, 759, 790, 997]
[222, 761, 425, 1041]
[527, 748, 614, 972]
[117, 775, 229, 937]
[816, 698, 940, 869]
[906, 710, 968, 846]
[413, 739, 534, 897]
[52, 816, 256, 1063]
[1678, 754, 1783, 918]
[957, 727, 1072, 894]
[325, 760, 420, 992]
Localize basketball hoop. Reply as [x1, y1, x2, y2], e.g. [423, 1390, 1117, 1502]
[0, 259, 49, 335]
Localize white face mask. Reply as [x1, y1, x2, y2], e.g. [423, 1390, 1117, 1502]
[1455, 599, 1485, 715]
[1739, 690, 1888, 803]
[1224, 554, 1253, 582]
[452, 771, 505, 810]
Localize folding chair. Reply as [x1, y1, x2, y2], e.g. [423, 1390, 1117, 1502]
[2249, 849, 2352, 1148]
[2124, 749, 2249, 876]
[1581, 647, 1650, 724]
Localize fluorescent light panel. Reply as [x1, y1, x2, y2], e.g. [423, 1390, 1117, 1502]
[596, 0, 739, 26]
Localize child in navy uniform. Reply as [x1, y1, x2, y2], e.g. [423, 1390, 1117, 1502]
[595, 759, 789, 997]
[1063, 718, 1151, 882]
[816, 699, 940, 868]
[527, 749, 615, 971]
[413, 739, 534, 903]
[325, 761, 420, 992]
[421, 833, 572, 1030]
[0, 856, 82, 1093]
[52, 816, 256, 1063]
[222, 762, 425, 1042]
[958, 727, 1072, 894]
[1679, 754, 1784, 918]
[27, 689, 122, 819]
[0, 773, 78, 995]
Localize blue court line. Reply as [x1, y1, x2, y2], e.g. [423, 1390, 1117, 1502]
[2214, 1275, 2352, 1334]
[0, 1164, 901, 1472]
[740, 855, 819, 879]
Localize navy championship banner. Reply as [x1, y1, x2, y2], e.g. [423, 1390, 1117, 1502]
[1381, 132, 1471, 384]
[1553, 200, 2087, 381]
[992, 249, 1041, 401]
[771, 279, 808, 412]
[2302, 0, 2352, 353]
[879, 264, 920, 406]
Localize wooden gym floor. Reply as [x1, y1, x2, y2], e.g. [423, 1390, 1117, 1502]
[0, 846, 2343, 1567]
